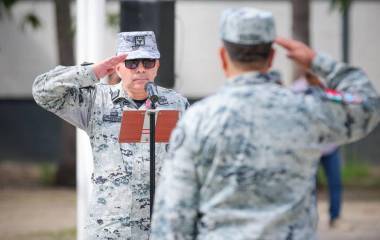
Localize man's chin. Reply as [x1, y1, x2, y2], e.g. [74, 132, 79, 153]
[132, 80, 149, 89]
[133, 79, 149, 85]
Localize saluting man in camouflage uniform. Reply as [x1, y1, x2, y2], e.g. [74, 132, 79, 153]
[33, 31, 189, 240]
[151, 7, 380, 240]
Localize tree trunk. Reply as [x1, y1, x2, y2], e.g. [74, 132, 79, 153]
[291, 0, 310, 80]
[54, 0, 76, 186]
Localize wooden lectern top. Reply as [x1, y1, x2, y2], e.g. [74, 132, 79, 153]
[119, 110, 179, 143]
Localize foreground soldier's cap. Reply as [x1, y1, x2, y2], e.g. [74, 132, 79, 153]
[117, 31, 160, 59]
[220, 7, 276, 45]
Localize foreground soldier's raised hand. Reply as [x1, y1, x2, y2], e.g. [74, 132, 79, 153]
[275, 37, 316, 70]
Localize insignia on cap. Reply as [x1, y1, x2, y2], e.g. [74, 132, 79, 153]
[134, 36, 145, 46]
[117, 31, 160, 59]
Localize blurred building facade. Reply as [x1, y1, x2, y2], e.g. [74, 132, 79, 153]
[0, 0, 379, 164]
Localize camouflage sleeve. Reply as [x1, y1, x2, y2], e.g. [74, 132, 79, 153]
[307, 52, 380, 144]
[176, 93, 191, 114]
[32, 65, 98, 130]
[182, 97, 191, 111]
[151, 111, 200, 240]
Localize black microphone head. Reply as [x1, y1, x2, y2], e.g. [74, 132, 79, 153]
[144, 82, 155, 91]
[144, 82, 159, 103]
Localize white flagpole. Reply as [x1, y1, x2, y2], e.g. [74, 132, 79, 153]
[76, 0, 106, 239]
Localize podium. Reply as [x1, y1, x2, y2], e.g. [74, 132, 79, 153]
[119, 109, 179, 217]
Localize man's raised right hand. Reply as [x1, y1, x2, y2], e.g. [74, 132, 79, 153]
[92, 54, 127, 80]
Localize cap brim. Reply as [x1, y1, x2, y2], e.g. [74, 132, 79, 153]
[118, 50, 160, 60]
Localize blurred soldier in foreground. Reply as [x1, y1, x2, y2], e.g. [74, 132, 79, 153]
[150, 7, 380, 240]
[33, 31, 189, 239]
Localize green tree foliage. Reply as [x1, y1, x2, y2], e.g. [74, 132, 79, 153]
[330, 0, 351, 12]
[0, 0, 41, 30]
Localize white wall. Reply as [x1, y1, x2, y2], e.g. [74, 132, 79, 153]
[174, 0, 291, 97]
[175, 0, 380, 98]
[351, 1, 380, 91]
[103, 2, 120, 58]
[0, 1, 57, 98]
[0, 1, 120, 98]
[311, 1, 341, 62]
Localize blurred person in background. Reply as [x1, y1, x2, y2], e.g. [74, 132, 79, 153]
[292, 72, 344, 229]
[320, 147, 343, 228]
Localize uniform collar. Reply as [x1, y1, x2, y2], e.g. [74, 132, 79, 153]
[111, 82, 127, 103]
[111, 82, 147, 102]
[111, 83, 155, 109]
[111, 83, 143, 109]
[226, 71, 280, 87]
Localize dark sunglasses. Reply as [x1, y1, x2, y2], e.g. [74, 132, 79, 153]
[124, 59, 156, 69]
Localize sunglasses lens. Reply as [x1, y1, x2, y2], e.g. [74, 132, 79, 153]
[143, 59, 156, 69]
[125, 60, 139, 69]
[125, 59, 156, 69]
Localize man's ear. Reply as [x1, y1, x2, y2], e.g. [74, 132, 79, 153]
[267, 48, 275, 69]
[115, 63, 122, 78]
[156, 60, 160, 74]
[151, 60, 160, 80]
[220, 47, 228, 73]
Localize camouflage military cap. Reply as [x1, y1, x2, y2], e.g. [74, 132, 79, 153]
[117, 31, 160, 59]
[220, 7, 276, 45]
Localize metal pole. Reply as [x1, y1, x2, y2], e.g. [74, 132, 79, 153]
[76, 0, 106, 239]
[342, 2, 351, 63]
[149, 105, 156, 218]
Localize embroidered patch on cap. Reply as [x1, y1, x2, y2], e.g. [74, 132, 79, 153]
[134, 36, 145, 46]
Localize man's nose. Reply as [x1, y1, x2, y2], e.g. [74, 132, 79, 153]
[136, 62, 146, 73]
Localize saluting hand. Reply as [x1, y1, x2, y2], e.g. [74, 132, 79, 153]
[275, 37, 316, 70]
[92, 54, 127, 80]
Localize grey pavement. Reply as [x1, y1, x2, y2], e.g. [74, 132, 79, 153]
[0, 188, 379, 240]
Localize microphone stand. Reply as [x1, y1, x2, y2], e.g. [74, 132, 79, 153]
[144, 82, 159, 220]
[148, 101, 156, 219]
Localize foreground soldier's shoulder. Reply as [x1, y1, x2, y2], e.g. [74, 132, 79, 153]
[182, 96, 216, 117]
[321, 88, 364, 105]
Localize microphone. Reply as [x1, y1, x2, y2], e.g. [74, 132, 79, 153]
[144, 82, 159, 104]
